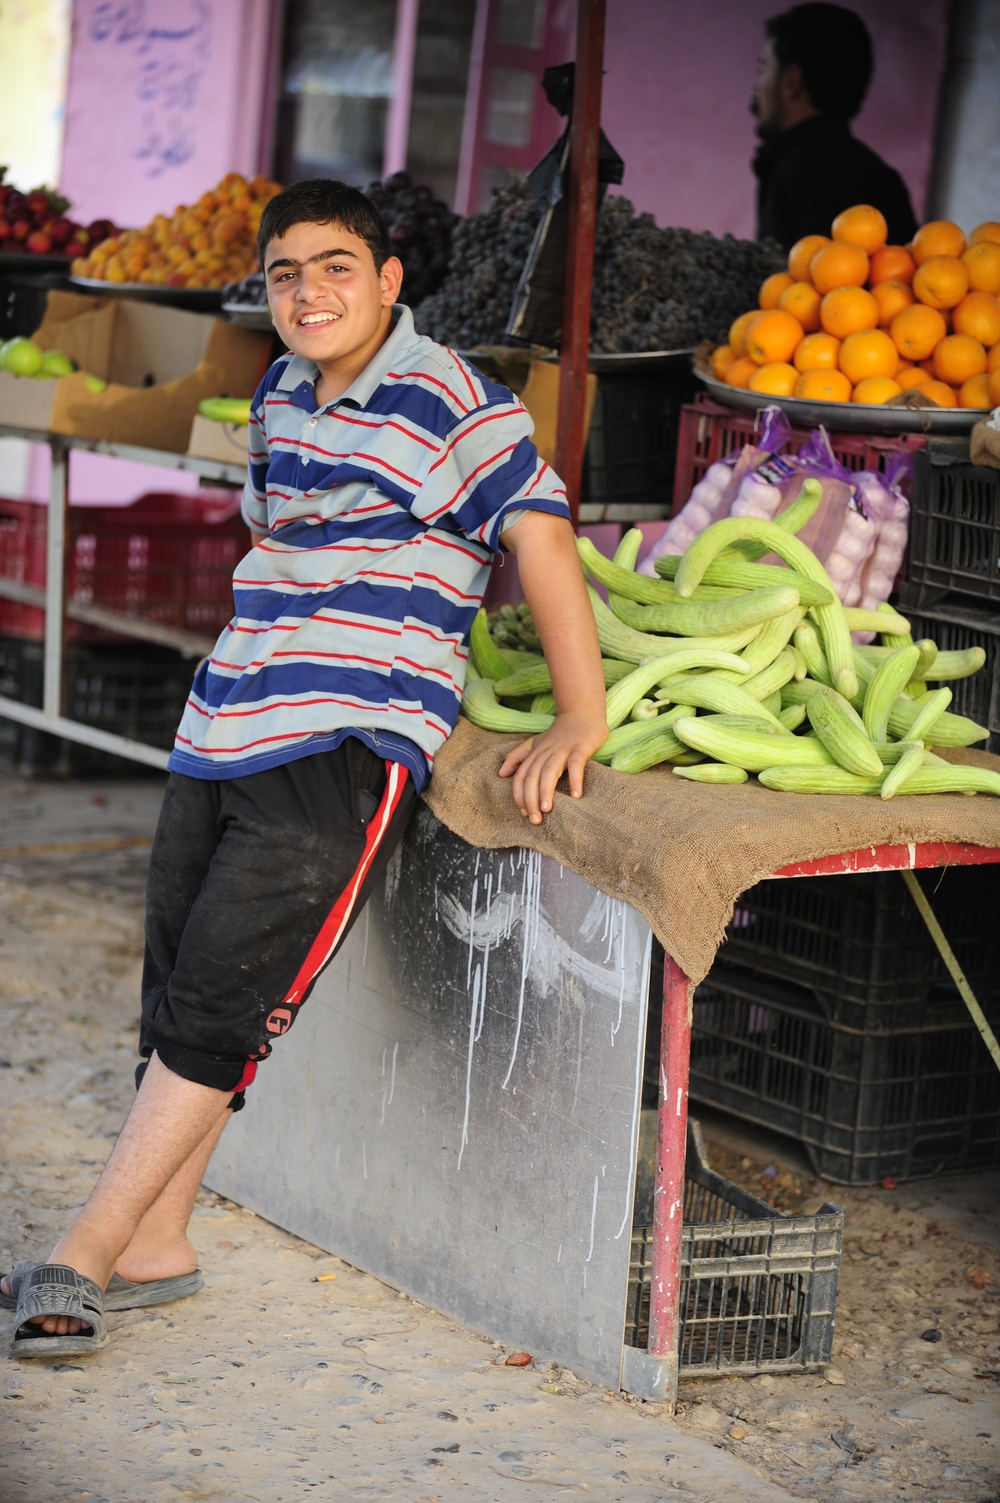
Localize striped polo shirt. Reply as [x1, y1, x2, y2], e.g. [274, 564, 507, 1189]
[168, 305, 570, 786]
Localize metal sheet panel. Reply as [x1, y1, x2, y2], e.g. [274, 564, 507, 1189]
[207, 803, 652, 1390]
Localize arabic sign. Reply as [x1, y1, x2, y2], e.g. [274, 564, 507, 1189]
[60, 0, 268, 225]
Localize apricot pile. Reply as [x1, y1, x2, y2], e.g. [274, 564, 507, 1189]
[709, 206, 1000, 409]
[71, 173, 282, 291]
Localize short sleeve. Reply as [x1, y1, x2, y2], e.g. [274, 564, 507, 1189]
[240, 387, 271, 534]
[410, 397, 570, 549]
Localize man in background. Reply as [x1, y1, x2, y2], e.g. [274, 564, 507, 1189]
[751, 3, 918, 250]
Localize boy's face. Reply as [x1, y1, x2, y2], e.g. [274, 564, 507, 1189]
[264, 219, 402, 384]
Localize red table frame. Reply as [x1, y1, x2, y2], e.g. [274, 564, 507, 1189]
[647, 840, 1000, 1406]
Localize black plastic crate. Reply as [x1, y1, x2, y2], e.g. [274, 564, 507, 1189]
[626, 1119, 842, 1374]
[0, 634, 193, 776]
[581, 363, 696, 513]
[0, 273, 52, 342]
[719, 866, 999, 1023]
[684, 961, 1000, 1185]
[896, 585, 1000, 756]
[906, 440, 999, 606]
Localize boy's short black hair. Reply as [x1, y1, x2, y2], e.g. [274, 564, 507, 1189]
[765, 3, 873, 119]
[257, 178, 391, 272]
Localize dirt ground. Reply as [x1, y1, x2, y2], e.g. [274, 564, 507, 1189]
[0, 770, 998, 1503]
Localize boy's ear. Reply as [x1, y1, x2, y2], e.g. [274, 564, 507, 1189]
[380, 255, 404, 305]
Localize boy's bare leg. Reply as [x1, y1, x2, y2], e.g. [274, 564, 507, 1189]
[113, 1106, 231, 1285]
[13, 1053, 232, 1336]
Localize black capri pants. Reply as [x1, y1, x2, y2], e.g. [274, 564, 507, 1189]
[139, 738, 417, 1104]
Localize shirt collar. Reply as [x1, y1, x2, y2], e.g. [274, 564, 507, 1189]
[276, 304, 418, 412]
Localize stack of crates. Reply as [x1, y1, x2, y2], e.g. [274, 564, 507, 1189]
[646, 863, 1000, 1186]
[0, 491, 246, 775]
[897, 437, 1000, 755]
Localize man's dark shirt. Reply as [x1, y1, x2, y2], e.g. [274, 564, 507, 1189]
[753, 115, 918, 252]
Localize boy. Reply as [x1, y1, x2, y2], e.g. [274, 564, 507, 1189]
[5, 178, 608, 1355]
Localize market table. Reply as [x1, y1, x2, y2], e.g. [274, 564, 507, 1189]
[0, 420, 246, 769]
[203, 719, 1000, 1406]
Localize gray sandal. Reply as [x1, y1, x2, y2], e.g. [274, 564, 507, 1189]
[1, 1262, 203, 1312]
[8, 1264, 109, 1359]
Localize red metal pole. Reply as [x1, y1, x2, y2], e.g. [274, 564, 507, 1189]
[555, 0, 606, 527]
[648, 952, 693, 1408]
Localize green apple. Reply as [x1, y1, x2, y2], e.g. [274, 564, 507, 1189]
[37, 348, 76, 378]
[0, 337, 44, 377]
[83, 373, 108, 393]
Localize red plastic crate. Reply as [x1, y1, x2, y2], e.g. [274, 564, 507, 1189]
[0, 492, 247, 643]
[672, 395, 928, 516]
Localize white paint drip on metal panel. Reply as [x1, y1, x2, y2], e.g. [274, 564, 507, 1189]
[457, 960, 484, 1171]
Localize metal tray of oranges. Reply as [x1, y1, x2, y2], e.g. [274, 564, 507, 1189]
[695, 369, 988, 436]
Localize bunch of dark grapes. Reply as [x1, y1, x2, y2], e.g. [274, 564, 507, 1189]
[412, 179, 538, 346]
[223, 269, 266, 306]
[414, 182, 784, 353]
[221, 171, 457, 309]
[364, 171, 457, 307]
[589, 197, 784, 353]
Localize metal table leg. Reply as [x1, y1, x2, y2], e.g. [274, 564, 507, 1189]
[42, 438, 68, 718]
[648, 952, 692, 1408]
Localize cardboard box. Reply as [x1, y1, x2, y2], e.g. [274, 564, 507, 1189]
[0, 290, 270, 453]
[187, 414, 250, 465]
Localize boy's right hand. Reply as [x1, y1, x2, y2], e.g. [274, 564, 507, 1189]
[498, 709, 608, 825]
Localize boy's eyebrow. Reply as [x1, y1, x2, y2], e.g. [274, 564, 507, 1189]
[265, 247, 360, 274]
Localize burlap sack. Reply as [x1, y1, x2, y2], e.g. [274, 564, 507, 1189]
[423, 718, 1000, 985]
[969, 418, 1000, 470]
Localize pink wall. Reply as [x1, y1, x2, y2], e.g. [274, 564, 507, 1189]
[24, 0, 277, 505]
[600, 0, 950, 237]
[59, 0, 274, 231]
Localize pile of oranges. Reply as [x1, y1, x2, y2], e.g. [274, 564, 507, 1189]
[70, 173, 283, 291]
[709, 205, 1000, 409]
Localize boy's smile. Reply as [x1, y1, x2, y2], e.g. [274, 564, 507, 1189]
[264, 220, 403, 401]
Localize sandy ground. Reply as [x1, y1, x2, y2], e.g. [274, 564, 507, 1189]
[0, 770, 998, 1503]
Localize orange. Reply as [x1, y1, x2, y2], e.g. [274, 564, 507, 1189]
[778, 280, 823, 332]
[932, 333, 987, 385]
[710, 343, 739, 380]
[911, 219, 967, 264]
[724, 355, 760, 389]
[969, 221, 1000, 247]
[793, 368, 852, 402]
[819, 285, 879, 338]
[839, 328, 900, 384]
[989, 368, 1000, 404]
[788, 233, 829, 282]
[952, 290, 1000, 346]
[920, 379, 959, 408]
[958, 373, 992, 409]
[745, 308, 804, 365]
[748, 361, 799, 396]
[852, 375, 902, 404]
[912, 255, 970, 310]
[729, 309, 758, 358]
[809, 239, 870, 294]
[897, 365, 933, 390]
[961, 241, 1000, 294]
[889, 302, 948, 360]
[987, 343, 1000, 373]
[831, 204, 888, 255]
[870, 279, 914, 328]
[793, 331, 841, 372]
[868, 244, 916, 285]
[759, 271, 796, 309]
